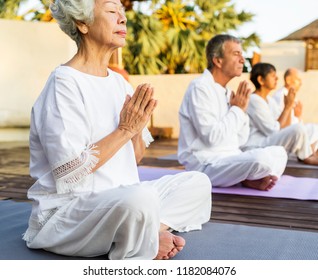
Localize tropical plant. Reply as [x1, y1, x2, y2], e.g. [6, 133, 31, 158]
[0, 0, 25, 19]
[123, 0, 260, 74]
[18, 0, 54, 21]
[123, 10, 167, 74]
[1, 0, 260, 74]
[154, 0, 205, 74]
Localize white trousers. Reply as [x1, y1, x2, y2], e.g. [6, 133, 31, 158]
[202, 146, 287, 187]
[26, 171, 211, 260]
[305, 123, 318, 151]
[262, 123, 313, 160]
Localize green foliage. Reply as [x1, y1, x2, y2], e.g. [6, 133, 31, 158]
[0, 0, 54, 21]
[123, 0, 260, 74]
[0, 0, 25, 19]
[1, 0, 260, 74]
[123, 10, 167, 74]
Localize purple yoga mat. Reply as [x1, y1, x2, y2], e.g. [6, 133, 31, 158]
[213, 175, 318, 200]
[138, 166, 318, 200]
[138, 166, 183, 181]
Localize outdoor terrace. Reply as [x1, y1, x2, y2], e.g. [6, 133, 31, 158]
[1, 138, 318, 233]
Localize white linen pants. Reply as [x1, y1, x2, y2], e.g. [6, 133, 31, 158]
[262, 123, 313, 160]
[202, 146, 287, 187]
[26, 171, 211, 260]
[305, 123, 318, 151]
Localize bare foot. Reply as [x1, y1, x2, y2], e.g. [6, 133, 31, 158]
[154, 231, 185, 260]
[242, 175, 278, 191]
[302, 154, 318, 165]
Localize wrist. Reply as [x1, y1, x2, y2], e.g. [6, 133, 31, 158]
[117, 126, 134, 140]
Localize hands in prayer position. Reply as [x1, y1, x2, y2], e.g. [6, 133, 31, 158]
[230, 80, 252, 112]
[294, 100, 303, 119]
[284, 87, 296, 110]
[119, 83, 157, 137]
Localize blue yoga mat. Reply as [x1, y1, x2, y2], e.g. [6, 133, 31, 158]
[1, 200, 318, 260]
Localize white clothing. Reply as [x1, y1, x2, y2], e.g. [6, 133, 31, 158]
[245, 94, 313, 160]
[23, 66, 211, 259]
[272, 87, 299, 123]
[272, 87, 318, 150]
[178, 69, 287, 187]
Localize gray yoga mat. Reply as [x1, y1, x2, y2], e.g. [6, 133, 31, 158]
[1, 200, 318, 260]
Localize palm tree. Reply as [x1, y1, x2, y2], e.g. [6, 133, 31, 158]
[123, 10, 166, 74]
[155, 0, 206, 74]
[1, 0, 259, 74]
[19, 0, 54, 21]
[0, 0, 25, 19]
[124, 0, 259, 74]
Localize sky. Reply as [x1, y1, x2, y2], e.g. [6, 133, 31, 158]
[19, 0, 318, 43]
[232, 0, 318, 43]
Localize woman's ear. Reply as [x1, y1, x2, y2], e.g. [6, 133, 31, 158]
[76, 21, 88, 34]
[257, 75, 264, 86]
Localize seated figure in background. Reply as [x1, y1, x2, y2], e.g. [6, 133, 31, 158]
[178, 34, 288, 191]
[271, 67, 318, 155]
[245, 63, 318, 165]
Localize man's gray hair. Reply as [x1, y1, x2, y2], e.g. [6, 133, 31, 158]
[50, 0, 96, 47]
[206, 34, 241, 70]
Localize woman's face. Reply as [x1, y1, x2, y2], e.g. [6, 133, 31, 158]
[85, 0, 127, 50]
[263, 70, 278, 91]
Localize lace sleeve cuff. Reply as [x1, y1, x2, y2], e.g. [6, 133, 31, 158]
[142, 127, 154, 148]
[52, 145, 100, 194]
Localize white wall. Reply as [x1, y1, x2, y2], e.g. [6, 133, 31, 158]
[131, 72, 318, 138]
[260, 41, 306, 71]
[0, 19, 76, 127]
[1, 20, 317, 140]
[129, 74, 199, 138]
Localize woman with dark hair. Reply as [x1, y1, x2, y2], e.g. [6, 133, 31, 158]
[245, 62, 318, 165]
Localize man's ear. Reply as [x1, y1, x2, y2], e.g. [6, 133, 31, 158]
[212, 57, 222, 68]
[76, 21, 88, 34]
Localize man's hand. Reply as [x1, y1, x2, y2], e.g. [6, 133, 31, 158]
[284, 87, 296, 110]
[229, 80, 252, 112]
[294, 100, 303, 118]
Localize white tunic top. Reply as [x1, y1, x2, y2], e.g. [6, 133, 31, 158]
[178, 69, 249, 170]
[245, 94, 281, 148]
[27, 66, 152, 229]
[272, 87, 300, 124]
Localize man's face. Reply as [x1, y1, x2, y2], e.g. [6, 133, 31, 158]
[290, 72, 302, 92]
[219, 41, 245, 79]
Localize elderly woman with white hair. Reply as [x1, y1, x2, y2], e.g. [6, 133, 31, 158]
[23, 0, 211, 260]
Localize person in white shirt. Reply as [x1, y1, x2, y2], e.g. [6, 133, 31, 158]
[178, 34, 287, 191]
[246, 62, 318, 165]
[272, 68, 318, 153]
[23, 0, 212, 260]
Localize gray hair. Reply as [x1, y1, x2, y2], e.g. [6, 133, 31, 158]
[206, 34, 241, 70]
[50, 0, 96, 47]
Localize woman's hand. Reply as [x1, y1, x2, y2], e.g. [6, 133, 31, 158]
[118, 83, 157, 138]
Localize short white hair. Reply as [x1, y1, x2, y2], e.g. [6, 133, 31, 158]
[50, 0, 96, 47]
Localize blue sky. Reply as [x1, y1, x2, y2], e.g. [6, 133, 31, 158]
[19, 0, 318, 43]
